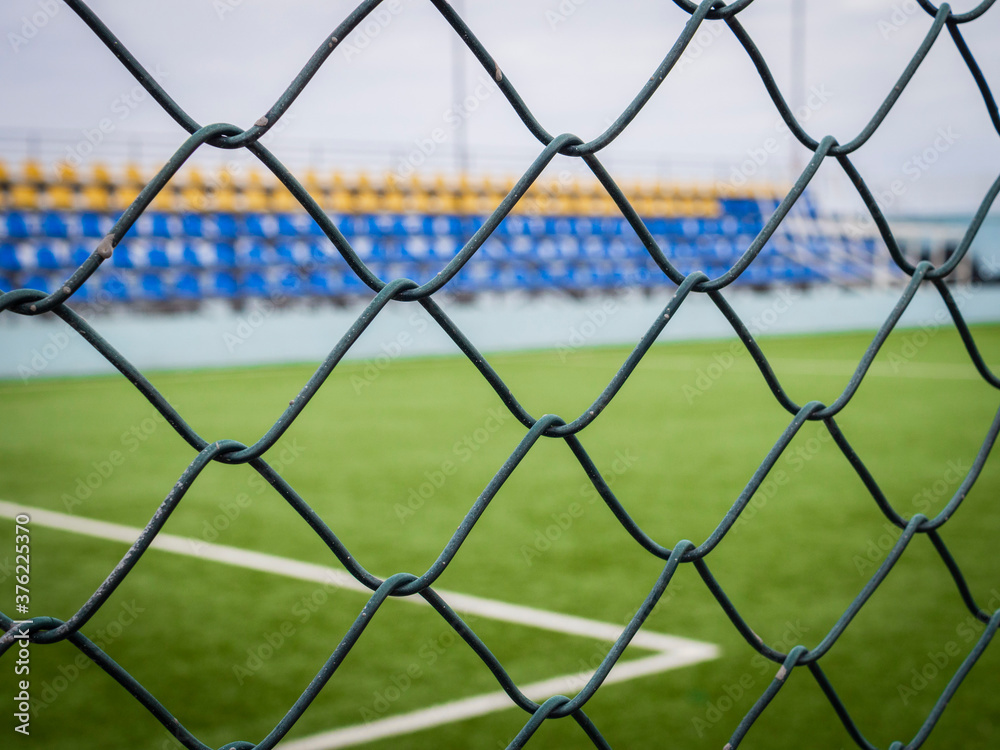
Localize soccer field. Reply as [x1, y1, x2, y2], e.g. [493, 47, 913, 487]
[1, 322, 998, 749]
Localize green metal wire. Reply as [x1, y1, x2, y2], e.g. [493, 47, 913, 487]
[1, 1, 998, 748]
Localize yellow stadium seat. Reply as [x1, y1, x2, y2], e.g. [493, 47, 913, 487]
[125, 162, 145, 186]
[330, 191, 354, 213]
[81, 184, 111, 211]
[23, 160, 44, 183]
[11, 183, 41, 210]
[383, 188, 404, 213]
[401, 185, 429, 214]
[47, 183, 76, 210]
[458, 189, 479, 215]
[476, 191, 498, 215]
[272, 187, 297, 213]
[56, 162, 78, 184]
[113, 185, 141, 212]
[91, 163, 112, 186]
[356, 172, 379, 213]
[215, 185, 238, 213]
[244, 171, 269, 212]
[301, 169, 325, 206]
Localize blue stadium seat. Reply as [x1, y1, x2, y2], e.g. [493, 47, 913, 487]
[215, 214, 238, 239]
[235, 240, 269, 267]
[241, 271, 268, 297]
[112, 244, 136, 268]
[182, 214, 203, 238]
[278, 270, 305, 296]
[277, 214, 299, 238]
[175, 272, 201, 299]
[308, 241, 334, 265]
[79, 213, 105, 238]
[214, 242, 236, 267]
[5, 213, 28, 239]
[42, 213, 69, 238]
[102, 275, 130, 302]
[307, 269, 335, 296]
[151, 214, 173, 238]
[71, 243, 92, 266]
[23, 274, 51, 294]
[71, 280, 95, 303]
[212, 271, 238, 298]
[274, 242, 296, 264]
[182, 243, 202, 268]
[140, 274, 167, 301]
[147, 244, 169, 269]
[0, 244, 19, 271]
[35, 244, 62, 270]
[244, 213, 279, 238]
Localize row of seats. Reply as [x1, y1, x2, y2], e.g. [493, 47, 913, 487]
[1, 159, 784, 216]
[1, 204, 767, 240]
[3, 257, 837, 304]
[3, 233, 789, 271]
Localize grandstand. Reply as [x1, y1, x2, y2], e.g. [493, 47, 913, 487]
[0, 159, 896, 308]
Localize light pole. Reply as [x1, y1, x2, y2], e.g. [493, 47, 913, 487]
[790, 0, 806, 180]
[451, 0, 470, 175]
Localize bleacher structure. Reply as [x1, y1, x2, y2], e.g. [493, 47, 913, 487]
[0, 159, 890, 306]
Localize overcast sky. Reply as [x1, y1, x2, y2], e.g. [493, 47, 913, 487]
[1, 0, 998, 215]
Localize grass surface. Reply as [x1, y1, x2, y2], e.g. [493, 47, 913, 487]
[0, 319, 998, 750]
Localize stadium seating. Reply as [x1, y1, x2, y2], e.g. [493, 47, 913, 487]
[0, 159, 889, 303]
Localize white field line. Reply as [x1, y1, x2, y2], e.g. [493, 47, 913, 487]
[575, 355, 983, 380]
[0, 501, 719, 749]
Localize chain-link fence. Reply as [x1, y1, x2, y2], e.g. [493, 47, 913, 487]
[2, 1, 1000, 748]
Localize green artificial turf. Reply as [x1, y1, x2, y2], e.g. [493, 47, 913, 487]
[0, 321, 997, 749]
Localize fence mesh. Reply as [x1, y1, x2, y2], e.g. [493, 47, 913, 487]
[2, 0, 1000, 748]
